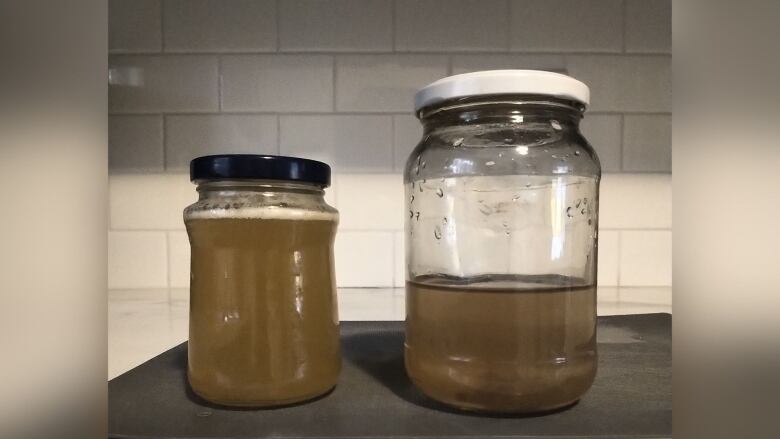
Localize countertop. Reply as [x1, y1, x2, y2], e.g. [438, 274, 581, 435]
[109, 286, 671, 379]
[110, 316, 671, 439]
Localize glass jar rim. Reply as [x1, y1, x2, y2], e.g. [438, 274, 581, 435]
[417, 94, 586, 120]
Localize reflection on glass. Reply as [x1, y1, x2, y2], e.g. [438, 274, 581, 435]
[550, 177, 567, 261]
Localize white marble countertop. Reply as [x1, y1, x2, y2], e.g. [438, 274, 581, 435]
[109, 286, 671, 380]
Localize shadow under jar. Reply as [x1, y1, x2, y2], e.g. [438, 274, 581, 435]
[404, 71, 601, 413]
[184, 155, 340, 408]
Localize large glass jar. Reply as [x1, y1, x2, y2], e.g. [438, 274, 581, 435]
[404, 71, 601, 413]
[184, 155, 340, 407]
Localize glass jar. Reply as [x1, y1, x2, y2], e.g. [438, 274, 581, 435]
[184, 155, 340, 407]
[404, 71, 600, 413]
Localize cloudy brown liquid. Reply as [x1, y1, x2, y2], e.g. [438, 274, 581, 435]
[405, 277, 597, 413]
[186, 217, 340, 407]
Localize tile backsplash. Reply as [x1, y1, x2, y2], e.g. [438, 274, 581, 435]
[108, 0, 671, 289]
[108, 173, 671, 289]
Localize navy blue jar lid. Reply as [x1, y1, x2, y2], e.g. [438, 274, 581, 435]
[190, 154, 331, 187]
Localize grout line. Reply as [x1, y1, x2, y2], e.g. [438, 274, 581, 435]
[159, 0, 165, 52]
[274, 0, 280, 51]
[597, 227, 672, 232]
[110, 228, 189, 233]
[114, 285, 668, 293]
[109, 286, 182, 292]
[276, 114, 281, 154]
[589, 111, 672, 116]
[107, 168, 670, 179]
[602, 170, 672, 175]
[107, 225, 673, 233]
[164, 231, 172, 288]
[619, 113, 625, 171]
[109, 49, 165, 56]
[161, 114, 168, 171]
[390, 116, 396, 168]
[505, 0, 513, 51]
[217, 56, 223, 112]
[279, 48, 397, 54]
[616, 231, 623, 291]
[391, 0, 397, 51]
[621, 0, 627, 53]
[332, 56, 338, 111]
[108, 50, 671, 57]
[166, 286, 175, 331]
[330, 175, 338, 206]
[335, 286, 403, 291]
[113, 111, 416, 116]
[392, 230, 400, 286]
[110, 110, 672, 117]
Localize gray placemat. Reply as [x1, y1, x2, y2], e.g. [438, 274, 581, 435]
[109, 314, 671, 438]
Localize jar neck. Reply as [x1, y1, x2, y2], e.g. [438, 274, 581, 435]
[419, 95, 584, 134]
[195, 179, 325, 198]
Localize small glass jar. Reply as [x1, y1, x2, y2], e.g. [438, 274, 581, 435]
[184, 155, 340, 407]
[404, 71, 600, 413]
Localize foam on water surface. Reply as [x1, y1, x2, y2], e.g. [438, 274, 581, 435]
[185, 204, 337, 221]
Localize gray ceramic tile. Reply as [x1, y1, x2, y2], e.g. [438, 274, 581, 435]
[109, 115, 164, 173]
[335, 232, 395, 287]
[108, 231, 168, 288]
[109, 55, 218, 113]
[336, 55, 448, 112]
[280, 115, 393, 172]
[509, 0, 623, 52]
[625, 0, 671, 53]
[620, 230, 672, 286]
[109, 0, 161, 53]
[580, 114, 622, 173]
[623, 114, 671, 172]
[163, 0, 276, 52]
[393, 115, 422, 171]
[221, 55, 334, 112]
[395, 0, 509, 52]
[452, 54, 568, 75]
[279, 0, 392, 52]
[568, 55, 671, 112]
[165, 115, 278, 170]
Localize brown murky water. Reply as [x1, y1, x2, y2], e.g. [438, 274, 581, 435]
[405, 277, 597, 413]
[186, 217, 340, 407]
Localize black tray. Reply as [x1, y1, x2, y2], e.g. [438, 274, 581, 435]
[109, 314, 671, 438]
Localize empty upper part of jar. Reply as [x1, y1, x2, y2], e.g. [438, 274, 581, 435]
[405, 70, 601, 287]
[407, 70, 600, 183]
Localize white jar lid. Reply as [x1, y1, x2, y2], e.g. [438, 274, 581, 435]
[414, 69, 590, 112]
